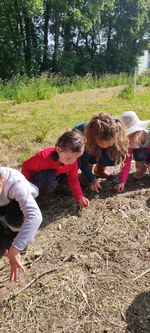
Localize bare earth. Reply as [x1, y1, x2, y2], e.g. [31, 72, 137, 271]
[0, 162, 150, 333]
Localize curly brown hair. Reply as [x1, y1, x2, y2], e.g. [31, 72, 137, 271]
[84, 112, 129, 165]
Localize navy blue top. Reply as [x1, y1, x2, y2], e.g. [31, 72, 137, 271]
[74, 121, 114, 182]
[74, 122, 97, 182]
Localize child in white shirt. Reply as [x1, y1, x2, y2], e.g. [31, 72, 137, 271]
[0, 167, 42, 281]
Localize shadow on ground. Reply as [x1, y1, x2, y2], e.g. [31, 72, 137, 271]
[126, 291, 150, 333]
[87, 172, 150, 200]
[40, 172, 150, 229]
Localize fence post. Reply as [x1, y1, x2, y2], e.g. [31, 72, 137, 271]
[134, 67, 137, 98]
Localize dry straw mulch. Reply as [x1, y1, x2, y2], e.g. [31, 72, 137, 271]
[0, 166, 150, 333]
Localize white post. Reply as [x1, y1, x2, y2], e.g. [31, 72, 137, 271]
[134, 67, 137, 98]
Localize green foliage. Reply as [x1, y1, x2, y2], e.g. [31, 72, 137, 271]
[118, 76, 135, 100]
[96, 73, 131, 88]
[137, 72, 150, 86]
[117, 72, 150, 101]
[118, 85, 135, 100]
[0, 74, 57, 103]
[24, 0, 43, 16]
[57, 52, 78, 77]
[0, 0, 150, 80]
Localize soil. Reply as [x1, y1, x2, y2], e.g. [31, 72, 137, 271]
[0, 163, 150, 333]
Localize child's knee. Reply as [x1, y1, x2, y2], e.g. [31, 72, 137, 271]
[133, 148, 147, 161]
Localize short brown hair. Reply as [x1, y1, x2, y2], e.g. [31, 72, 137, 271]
[52, 129, 86, 161]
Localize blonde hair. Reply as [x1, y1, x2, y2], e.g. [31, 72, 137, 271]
[84, 112, 129, 165]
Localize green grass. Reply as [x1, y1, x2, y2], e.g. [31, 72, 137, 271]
[0, 82, 150, 170]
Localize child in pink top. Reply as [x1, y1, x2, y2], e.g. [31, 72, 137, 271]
[22, 129, 90, 209]
[114, 111, 150, 192]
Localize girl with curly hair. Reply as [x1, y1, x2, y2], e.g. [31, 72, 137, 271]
[74, 112, 129, 193]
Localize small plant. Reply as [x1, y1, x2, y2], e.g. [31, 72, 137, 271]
[118, 75, 135, 100]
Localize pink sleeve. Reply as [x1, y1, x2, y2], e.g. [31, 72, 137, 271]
[119, 148, 133, 184]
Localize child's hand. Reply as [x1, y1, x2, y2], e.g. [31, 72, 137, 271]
[113, 182, 125, 192]
[89, 179, 102, 192]
[4, 245, 25, 282]
[78, 197, 90, 207]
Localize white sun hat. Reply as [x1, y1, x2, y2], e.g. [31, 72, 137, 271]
[119, 111, 150, 135]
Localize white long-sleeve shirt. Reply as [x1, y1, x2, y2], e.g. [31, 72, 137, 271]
[0, 167, 42, 251]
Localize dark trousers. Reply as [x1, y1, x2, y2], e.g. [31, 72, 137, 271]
[88, 149, 115, 166]
[31, 170, 57, 189]
[0, 200, 23, 230]
[88, 148, 150, 166]
[30, 161, 81, 189]
[133, 148, 150, 164]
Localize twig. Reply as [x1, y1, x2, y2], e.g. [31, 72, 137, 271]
[6, 219, 108, 300]
[132, 268, 150, 281]
[7, 267, 58, 300]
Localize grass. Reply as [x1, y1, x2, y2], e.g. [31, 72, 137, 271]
[0, 83, 150, 167]
[0, 72, 143, 103]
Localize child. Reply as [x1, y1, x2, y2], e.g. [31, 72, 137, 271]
[0, 167, 42, 282]
[114, 111, 150, 192]
[74, 112, 129, 193]
[22, 129, 90, 209]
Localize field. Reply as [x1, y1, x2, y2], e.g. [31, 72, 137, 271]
[0, 85, 150, 333]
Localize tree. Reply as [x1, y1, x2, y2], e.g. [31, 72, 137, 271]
[100, 0, 150, 73]
[0, 0, 43, 79]
[1, 0, 150, 79]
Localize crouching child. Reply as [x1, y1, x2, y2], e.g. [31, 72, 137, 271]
[0, 167, 42, 282]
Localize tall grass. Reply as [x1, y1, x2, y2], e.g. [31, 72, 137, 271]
[136, 70, 150, 86]
[0, 74, 57, 103]
[0, 72, 150, 104]
[0, 72, 135, 104]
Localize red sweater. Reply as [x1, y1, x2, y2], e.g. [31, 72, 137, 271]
[22, 147, 84, 202]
